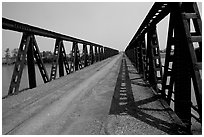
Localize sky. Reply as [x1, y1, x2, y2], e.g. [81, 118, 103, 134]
[2, 2, 202, 54]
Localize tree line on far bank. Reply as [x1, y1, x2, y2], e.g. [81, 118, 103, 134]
[3, 47, 173, 65]
[2, 48, 72, 65]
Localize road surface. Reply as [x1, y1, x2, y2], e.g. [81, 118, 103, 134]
[2, 53, 188, 135]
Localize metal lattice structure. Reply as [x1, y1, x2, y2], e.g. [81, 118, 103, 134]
[2, 18, 119, 96]
[125, 2, 202, 132]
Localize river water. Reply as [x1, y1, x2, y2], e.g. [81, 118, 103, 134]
[2, 64, 53, 97]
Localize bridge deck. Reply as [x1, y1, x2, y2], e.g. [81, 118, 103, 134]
[2, 53, 188, 135]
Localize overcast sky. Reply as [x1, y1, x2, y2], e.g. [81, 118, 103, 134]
[2, 2, 202, 54]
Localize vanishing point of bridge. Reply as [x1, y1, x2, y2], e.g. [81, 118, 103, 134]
[2, 2, 202, 135]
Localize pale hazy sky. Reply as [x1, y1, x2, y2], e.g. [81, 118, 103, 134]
[2, 2, 202, 53]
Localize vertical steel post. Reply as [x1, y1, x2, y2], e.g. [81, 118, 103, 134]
[104, 47, 107, 59]
[140, 36, 147, 80]
[58, 41, 64, 77]
[135, 46, 140, 72]
[73, 42, 79, 71]
[70, 43, 75, 72]
[90, 45, 94, 64]
[98, 47, 100, 61]
[95, 46, 98, 62]
[138, 40, 143, 74]
[27, 36, 37, 89]
[98, 47, 101, 61]
[174, 22, 191, 130]
[133, 47, 137, 68]
[146, 26, 163, 94]
[180, 2, 202, 123]
[101, 47, 104, 60]
[83, 44, 88, 67]
[173, 3, 199, 130]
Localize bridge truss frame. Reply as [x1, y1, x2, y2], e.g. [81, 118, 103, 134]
[2, 18, 119, 96]
[125, 2, 202, 132]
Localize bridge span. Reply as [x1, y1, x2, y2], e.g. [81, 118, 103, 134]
[2, 2, 202, 135]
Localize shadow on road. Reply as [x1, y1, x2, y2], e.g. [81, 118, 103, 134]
[108, 56, 188, 135]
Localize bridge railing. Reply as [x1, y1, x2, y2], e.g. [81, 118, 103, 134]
[2, 17, 119, 96]
[125, 2, 202, 132]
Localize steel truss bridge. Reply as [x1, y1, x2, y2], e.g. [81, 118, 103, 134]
[2, 2, 202, 135]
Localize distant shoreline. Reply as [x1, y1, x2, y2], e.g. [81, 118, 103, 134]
[2, 53, 166, 65]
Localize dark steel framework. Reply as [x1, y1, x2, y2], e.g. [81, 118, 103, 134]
[2, 18, 119, 96]
[125, 2, 202, 132]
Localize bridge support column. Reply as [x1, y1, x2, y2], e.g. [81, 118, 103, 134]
[174, 31, 191, 131]
[137, 41, 143, 75]
[135, 46, 140, 73]
[98, 47, 101, 61]
[72, 42, 80, 71]
[173, 5, 191, 130]
[100, 47, 104, 60]
[59, 41, 64, 77]
[27, 36, 37, 89]
[83, 44, 88, 67]
[139, 36, 147, 80]
[132, 47, 137, 69]
[95, 46, 98, 62]
[97, 47, 100, 61]
[104, 47, 107, 59]
[146, 26, 163, 95]
[90, 45, 94, 64]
